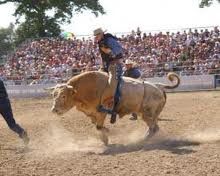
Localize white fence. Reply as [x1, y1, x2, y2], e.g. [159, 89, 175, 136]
[6, 75, 216, 98]
[145, 74, 215, 92]
[6, 84, 56, 98]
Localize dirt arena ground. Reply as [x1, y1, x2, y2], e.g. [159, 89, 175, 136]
[0, 91, 220, 176]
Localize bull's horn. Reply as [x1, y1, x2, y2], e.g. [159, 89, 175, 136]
[44, 87, 55, 91]
[56, 83, 66, 88]
[66, 85, 77, 93]
[66, 85, 73, 89]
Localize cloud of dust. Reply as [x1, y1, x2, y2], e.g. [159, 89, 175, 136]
[126, 129, 146, 144]
[32, 123, 106, 156]
[31, 122, 220, 158]
[105, 126, 220, 154]
[35, 123, 148, 157]
[184, 128, 220, 143]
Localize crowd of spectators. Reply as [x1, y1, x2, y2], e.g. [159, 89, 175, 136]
[0, 26, 219, 84]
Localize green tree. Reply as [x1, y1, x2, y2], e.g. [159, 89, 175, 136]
[13, 17, 61, 45]
[0, 24, 14, 61]
[0, 0, 105, 39]
[200, 0, 220, 7]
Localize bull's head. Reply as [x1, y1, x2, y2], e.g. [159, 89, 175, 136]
[45, 84, 76, 115]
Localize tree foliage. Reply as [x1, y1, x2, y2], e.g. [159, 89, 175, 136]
[0, 24, 14, 60]
[0, 0, 105, 39]
[200, 0, 220, 7]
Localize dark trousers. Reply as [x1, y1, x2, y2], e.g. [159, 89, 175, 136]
[112, 64, 123, 113]
[98, 62, 123, 124]
[0, 97, 25, 137]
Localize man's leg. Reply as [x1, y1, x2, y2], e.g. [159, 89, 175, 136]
[109, 63, 123, 123]
[97, 63, 122, 124]
[0, 97, 29, 144]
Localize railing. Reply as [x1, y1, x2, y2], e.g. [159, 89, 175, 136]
[215, 75, 220, 87]
[3, 67, 220, 86]
[5, 74, 219, 98]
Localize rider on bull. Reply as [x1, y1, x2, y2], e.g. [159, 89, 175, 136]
[94, 28, 123, 124]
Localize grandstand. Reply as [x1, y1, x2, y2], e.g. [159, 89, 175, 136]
[0, 26, 219, 93]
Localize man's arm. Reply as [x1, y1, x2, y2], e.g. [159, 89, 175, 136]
[100, 47, 112, 54]
[102, 37, 123, 57]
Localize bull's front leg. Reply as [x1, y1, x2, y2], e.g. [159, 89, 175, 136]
[95, 114, 109, 146]
[90, 115, 96, 124]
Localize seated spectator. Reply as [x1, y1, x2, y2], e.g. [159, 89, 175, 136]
[123, 59, 141, 79]
[0, 26, 219, 83]
[123, 59, 141, 120]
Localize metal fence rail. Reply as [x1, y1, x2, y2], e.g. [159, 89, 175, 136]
[5, 74, 218, 98]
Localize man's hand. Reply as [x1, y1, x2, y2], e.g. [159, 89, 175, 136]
[100, 47, 112, 54]
[98, 67, 105, 72]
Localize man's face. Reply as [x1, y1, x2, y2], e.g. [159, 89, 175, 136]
[125, 64, 132, 69]
[94, 33, 103, 42]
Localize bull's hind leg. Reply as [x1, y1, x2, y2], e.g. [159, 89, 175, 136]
[95, 113, 109, 146]
[142, 115, 159, 140]
[142, 106, 162, 140]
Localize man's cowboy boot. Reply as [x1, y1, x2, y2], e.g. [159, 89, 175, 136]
[110, 112, 117, 124]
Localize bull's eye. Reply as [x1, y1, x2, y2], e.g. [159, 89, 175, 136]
[62, 95, 66, 99]
[53, 92, 58, 98]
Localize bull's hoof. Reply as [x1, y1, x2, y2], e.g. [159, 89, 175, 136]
[99, 132, 109, 146]
[102, 137, 109, 146]
[145, 125, 159, 140]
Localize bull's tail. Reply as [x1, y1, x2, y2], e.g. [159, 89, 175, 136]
[156, 72, 180, 89]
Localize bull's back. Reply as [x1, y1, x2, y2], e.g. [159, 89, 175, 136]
[142, 81, 166, 111]
[68, 71, 109, 105]
[120, 78, 145, 112]
[118, 77, 165, 114]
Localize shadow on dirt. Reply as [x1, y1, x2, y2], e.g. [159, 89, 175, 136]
[0, 146, 34, 154]
[158, 118, 176, 122]
[101, 138, 200, 155]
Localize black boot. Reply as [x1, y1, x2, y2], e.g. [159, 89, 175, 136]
[110, 112, 117, 124]
[19, 131, 30, 145]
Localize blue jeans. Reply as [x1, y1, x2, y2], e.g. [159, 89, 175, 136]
[114, 64, 123, 108]
[97, 63, 123, 123]
[0, 97, 25, 137]
[108, 63, 123, 113]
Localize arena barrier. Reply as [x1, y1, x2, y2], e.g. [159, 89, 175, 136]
[145, 74, 216, 92]
[6, 84, 56, 98]
[6, 75, 216, 98]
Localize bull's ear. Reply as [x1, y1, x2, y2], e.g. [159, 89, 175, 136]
[44, 87, 55, 92]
